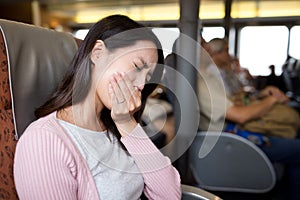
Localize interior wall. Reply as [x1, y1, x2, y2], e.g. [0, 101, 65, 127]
[0, 2, 33, 24]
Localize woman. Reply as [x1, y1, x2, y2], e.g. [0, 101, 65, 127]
[14, 15, 181, 200]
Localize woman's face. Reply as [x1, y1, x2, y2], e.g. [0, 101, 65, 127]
[92, 40, 158, 109]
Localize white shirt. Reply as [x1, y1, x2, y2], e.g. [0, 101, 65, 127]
[58, 120, 144, 200]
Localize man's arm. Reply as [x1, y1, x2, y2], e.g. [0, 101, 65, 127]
[258, 86, 289, 103]
[226, 96, 278, 124]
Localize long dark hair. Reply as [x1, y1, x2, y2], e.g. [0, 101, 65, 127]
[35, 15, 164, 141]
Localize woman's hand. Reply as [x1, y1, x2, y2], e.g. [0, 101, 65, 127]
[108, 72, 141, 136]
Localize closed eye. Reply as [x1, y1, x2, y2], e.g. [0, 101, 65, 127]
[134, 63, 142, 71]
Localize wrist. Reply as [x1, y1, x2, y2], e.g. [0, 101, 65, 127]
[115, 119, 138, 137]
[258, 89, 268, 98]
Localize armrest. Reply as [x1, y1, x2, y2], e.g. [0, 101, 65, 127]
[189, 131, 276, 193]
[181, 184, 222, 200]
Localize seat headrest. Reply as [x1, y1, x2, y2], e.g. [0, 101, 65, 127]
[0, 19, 78, 138]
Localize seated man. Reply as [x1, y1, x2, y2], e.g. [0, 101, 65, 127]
[198, 37, 300, 200]
[204, 38, 299, 137]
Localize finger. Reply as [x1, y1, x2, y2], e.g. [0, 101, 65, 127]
[116, 72, 133, 102]
[111, 75, 126, 105]
[116, 72, 141, 110]
[130, 87, 142, 107]
[109, 82, 132, 124]
[108, 82, 118, 106]
[121, 72, 141, 102]
[121, 72, 142, 109]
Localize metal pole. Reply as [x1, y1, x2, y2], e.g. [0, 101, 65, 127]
[224, 0, 233, 38]
[174, 0, 200, 184]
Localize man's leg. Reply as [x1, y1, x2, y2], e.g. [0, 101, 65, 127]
[261, 137, 300, 200]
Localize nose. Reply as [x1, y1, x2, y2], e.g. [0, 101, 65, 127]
[135, 74, 146, 91]
[136, 80, 145, 91]
[137, 84, 144, 91]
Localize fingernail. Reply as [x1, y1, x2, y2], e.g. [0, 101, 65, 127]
[113, 73, 119, 81]
[110, 77, 115, 83]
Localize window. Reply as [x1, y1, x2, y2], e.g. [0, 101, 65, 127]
[152, 28, 179, 57]
[74, 27, 181, 58]
[289, 26, 300, 59]
[201, 27, 225, 42]
[153, 27, 225, 58]
[74, 29, 89, 40]
[239, 26, 289, 76]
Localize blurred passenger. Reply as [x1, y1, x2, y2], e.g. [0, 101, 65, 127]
[162, 36, 213, 144]
[14, 15, 181, 200]
[163, 36, 211, 105]
[162, 36, 210, 143]
[142, 85, 175, 146]
[163, 38, 179, 106]
[198, 37, 300, 200]
[266, 64, 287, 92]
[231, 55, 256, 92]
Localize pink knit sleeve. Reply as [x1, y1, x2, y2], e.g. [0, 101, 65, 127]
[14, 128, 78, 200]
[121, 124, 181, 200]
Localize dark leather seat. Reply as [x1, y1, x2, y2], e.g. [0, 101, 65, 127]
[0, 19, 78, 199]
[282, 56, 300, 112]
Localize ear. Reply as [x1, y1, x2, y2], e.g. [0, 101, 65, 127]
[91, 40, 106, 64]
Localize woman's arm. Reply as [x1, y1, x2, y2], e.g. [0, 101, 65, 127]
[14, 128, 78, 200]
[121, 124, 181, 200]
[110, 72, 181, 199]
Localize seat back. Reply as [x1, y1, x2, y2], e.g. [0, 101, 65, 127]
[189, 132, 276, 193]
[0, 19, 78, 199]
[282, 56, 300, 109]
[0, 22, 17, 200]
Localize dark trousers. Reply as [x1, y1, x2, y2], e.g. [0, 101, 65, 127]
[261, 135, 300, 200]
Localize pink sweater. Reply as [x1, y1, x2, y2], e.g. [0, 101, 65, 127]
[14, 112, 181, 200]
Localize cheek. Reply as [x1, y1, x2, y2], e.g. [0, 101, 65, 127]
[126, 71, 137, 82]
[96, 76, 112, 109]
[126, 72, 142, 88]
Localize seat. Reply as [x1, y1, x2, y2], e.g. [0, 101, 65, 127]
[189, 131, 277, 194]
[181, 184, 222, 200]
[163, 46, 278, 197]
[282, 56, 300, 112]
[0, 19, 78, 199]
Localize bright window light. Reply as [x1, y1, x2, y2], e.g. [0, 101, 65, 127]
[201, 27, 225, 42]
[152, 28, 180, 58]
[289, 26, 300, 59]
[74, 28, 180, 58]
[239, 26, 289, 76]
[74, 29, 89, 40]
